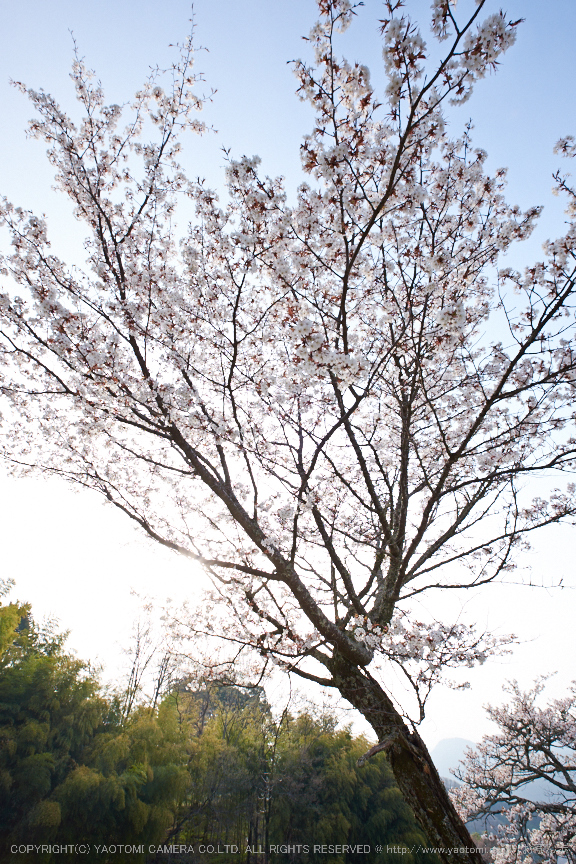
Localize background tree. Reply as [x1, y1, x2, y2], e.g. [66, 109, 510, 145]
[0, 578, 26, 659]
[119, 602, 180, 721]
[0, 606, 188, 861]
[0, 609, 97, 852]
[452, 679, 576, 864]
[159, 684, 440, 864]
[163, 684, 272, 854]
[1, 0, 576, 858]
[0, 594, 447, 863]
[267, 710, 437, 864]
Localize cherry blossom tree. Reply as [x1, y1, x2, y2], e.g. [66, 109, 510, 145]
[452, 680, 576, 864]
[1, 0, 576, 859]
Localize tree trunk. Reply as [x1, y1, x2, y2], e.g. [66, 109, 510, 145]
[329, 655, 485, 864]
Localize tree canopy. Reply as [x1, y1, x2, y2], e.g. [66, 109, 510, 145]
[0, 594, 443, 863]
[452, 679, 576, 864]
[0, 603, 188, 860]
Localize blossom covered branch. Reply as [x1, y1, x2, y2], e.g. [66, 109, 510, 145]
[452, 680, 576, 864]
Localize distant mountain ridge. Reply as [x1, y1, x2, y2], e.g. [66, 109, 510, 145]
[431, 738, 505, 833]
[431, 737, 474, 781]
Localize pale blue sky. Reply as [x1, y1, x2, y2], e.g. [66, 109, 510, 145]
[2, 0, 576, 224]
[1, 0, 575, 748]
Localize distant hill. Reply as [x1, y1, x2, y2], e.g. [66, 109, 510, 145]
[431, 737, 474, 780]
[431, 737, 505, 833]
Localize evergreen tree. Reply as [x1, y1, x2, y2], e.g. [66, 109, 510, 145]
[269, 713, 438, 864]
[0, 579, 25, 660]
[0, 606, 187, 862]
[0, 597, 453, 863]
[161, 688, 441, 864]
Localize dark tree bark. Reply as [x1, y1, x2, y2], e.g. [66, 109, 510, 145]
[329, 656, 485, 864]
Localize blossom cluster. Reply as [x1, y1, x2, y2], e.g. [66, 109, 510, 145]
[350, 613, 513, 718]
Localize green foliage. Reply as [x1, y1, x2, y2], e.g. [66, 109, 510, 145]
[161, 686, 270, 850]
[0, 602, 441, 863]
[0, 578, 27, 660]
[0, 607, 188, 862]
[162, 689, 440, 864]
[266, 714, 436, 864]
[0, 610, 102, 848]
